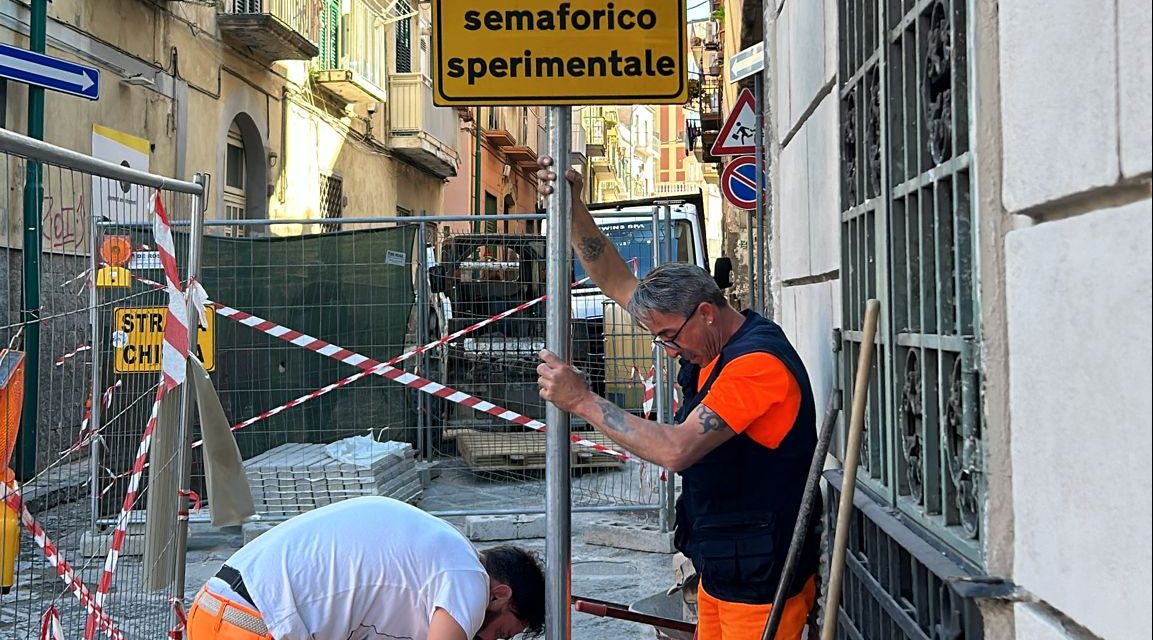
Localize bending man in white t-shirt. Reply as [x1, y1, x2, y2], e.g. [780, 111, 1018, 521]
[186, 496, 545, 640]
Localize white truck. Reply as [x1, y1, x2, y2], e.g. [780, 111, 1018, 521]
[423, 191, 734, 424]
[574, 191, 728, 317]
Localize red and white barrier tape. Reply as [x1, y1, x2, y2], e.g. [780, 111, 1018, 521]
[184, 274, 599, 443]
[212, 304, 632, 461]
[167, 597, 188, 640]
[630, 363, 681, 418]
[39, 605, 64, 640]
[177, 489, 201, 521]
[61, 380, 122, 457]
[151, 193, 190, 392]
[87, 386, 164, 639]
[193, 273, 581, 445]
[87, 190, 189, 640]
[140, 260, 639, 460]
[1, 484, 123, 638]
[61, 268, 92, 289]
[55, 343, 91, 367]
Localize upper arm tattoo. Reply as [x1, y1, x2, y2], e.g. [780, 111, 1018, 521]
[578, 235, 607, 262]
[594, 397, 633, 433]
[697, 405, 732, 435]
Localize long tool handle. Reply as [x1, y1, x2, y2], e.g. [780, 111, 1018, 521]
[760, 395, 842, 639]
[571, 596, 697, 632]
[820, 299, 881, 640]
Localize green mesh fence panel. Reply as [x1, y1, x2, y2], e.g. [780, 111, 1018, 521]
[199, 226, 418, 459]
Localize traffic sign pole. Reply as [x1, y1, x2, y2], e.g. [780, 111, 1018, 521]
[544, 105, 573, 640]
[15, 0, 48, 481]
[754, 75, 765, 314]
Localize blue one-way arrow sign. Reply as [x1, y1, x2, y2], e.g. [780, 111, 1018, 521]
[0, 43, 100, 101]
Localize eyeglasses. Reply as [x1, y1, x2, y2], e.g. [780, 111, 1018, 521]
[651, 305, 698, 351]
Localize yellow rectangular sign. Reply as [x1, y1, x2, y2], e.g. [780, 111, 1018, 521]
[113, 306, 215, 373]
[432, 0, 688, 106]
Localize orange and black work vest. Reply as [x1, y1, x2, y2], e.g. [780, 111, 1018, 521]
[673, 311, 820, 605]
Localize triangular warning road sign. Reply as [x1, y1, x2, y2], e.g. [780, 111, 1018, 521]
[710, 88, 758, 156]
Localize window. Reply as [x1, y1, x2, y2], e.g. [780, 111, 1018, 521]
[319, 174, 344, 233]
[419, 31, 430, 77]
[316, 0, 340, 70]
[224, 124, 246, 237]
[395, 1, 412, 73]
[225, 143, 245, 190]
[484, 192, 498, 233]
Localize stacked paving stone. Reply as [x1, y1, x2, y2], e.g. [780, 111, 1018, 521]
[244, 442, 421, 516]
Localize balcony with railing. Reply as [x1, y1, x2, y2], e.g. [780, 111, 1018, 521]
[218, 0, 320, 63]
[312, 0, 388, 104]
[389, 73, 460, 178]
[570, 116, 588, 165]
[688, 70, 723, 130]
[484, 107, 516, 147]
[585, 118, 606, 158]
[685, 113, 721, 165]
[655, 182, 696, 195]
[502, 108, 541, 168]
[590, 153, 613, 175]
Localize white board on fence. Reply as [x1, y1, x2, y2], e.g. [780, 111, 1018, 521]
[90, 124, 151, 223]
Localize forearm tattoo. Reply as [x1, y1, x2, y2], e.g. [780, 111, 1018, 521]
[698, 406, 731, 435]
[578, 235, 606, 262]
[594, 397, 632, 433]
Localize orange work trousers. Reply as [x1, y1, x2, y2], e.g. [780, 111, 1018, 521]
[185, 586, 274, 640]
[695, 575, 817, 640]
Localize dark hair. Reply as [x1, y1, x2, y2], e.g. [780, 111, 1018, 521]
[481, 545, 545, 636]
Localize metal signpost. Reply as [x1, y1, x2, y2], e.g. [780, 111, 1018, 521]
[431, 2, 688, 636]
[543, 107, 574, 638]
[725, 44, 768, 314]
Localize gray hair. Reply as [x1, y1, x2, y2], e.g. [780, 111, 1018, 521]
[627, 263, 728, 324]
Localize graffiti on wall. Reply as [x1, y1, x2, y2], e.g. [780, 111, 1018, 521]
[42, 191, 88, 253]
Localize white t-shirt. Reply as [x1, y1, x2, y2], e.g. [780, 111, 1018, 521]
[223, 496, 490, 640]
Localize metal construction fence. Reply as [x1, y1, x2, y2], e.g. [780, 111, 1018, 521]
[2, 127, 205, 637]
[187, 216, 675, 521]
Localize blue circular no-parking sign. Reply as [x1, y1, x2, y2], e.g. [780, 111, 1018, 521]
[721, 156, 759, 210]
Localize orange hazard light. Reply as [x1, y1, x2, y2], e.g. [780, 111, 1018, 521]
[100, 235, 133, 267]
